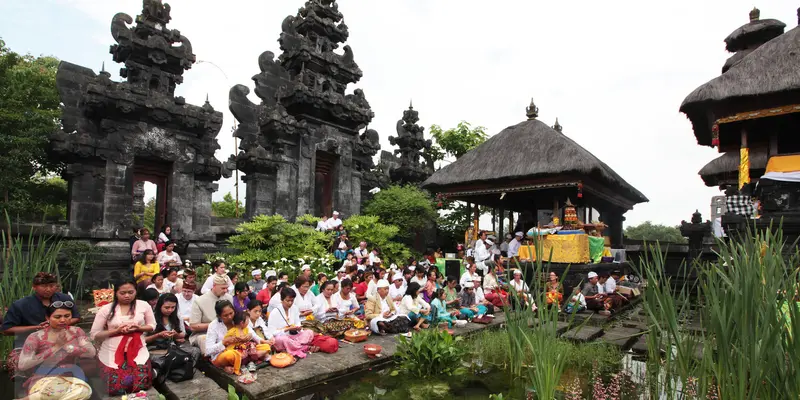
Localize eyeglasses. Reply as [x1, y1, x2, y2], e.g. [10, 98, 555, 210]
[51, 301, 74, 308]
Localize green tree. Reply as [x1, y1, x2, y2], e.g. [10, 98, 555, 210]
[428, 121, 488, 161]
[624, 221, 687, 244]
[427, 121, 490, 246]
[0, 38, 62, 217]
[212, 192, 242, 218]
[143, 197, 155, 233]
[363, 185, 437, 239]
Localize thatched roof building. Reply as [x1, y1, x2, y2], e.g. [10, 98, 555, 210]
[699, 148, 768, 187]
[680, 9, 795, 150]
[421, 100, 647, 246]
[722, 8, 786, 73]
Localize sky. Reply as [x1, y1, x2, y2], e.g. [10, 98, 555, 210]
[2, 0, 797, 229]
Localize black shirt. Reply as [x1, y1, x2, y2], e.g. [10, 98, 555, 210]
[1, 293, 80, 348]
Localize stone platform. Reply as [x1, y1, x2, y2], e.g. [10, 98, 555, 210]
[204, 315, 508, 400]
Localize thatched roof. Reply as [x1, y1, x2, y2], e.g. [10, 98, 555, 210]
[680, 24, 800, 145]
[698, 148, 768, 186]
[724, 13, 785, 52]
[421, 119, 648, 204]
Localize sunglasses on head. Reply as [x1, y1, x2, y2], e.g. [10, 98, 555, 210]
[51, 301, 74, 309]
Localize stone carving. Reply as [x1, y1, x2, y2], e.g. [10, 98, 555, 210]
[387, 103, 432, 184]
[230, 0, 378, 218]
[51, 0, 228, 242]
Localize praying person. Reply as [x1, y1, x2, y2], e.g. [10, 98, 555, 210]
[201, 260, 232, 295]
[247, 269, 266, 295]
[189, 274, 233, 354]
[365, 279, 409, 335]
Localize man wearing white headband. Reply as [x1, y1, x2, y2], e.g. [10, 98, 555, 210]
[473, 238, 493, 275]
[326, 210, 342, 230]
[389, 272, 406, 304]
[507, 232, 523, 259]
[365, 279, 407, 335]
[247, 269, 266, 294]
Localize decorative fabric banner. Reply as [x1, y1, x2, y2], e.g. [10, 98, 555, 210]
[739, 147, 750, 189]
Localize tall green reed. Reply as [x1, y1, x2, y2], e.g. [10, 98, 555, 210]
[502, 238, 579, 399]
[635, 224, 800, 399]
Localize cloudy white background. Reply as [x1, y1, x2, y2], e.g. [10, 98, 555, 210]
[2, 0, 797, 228]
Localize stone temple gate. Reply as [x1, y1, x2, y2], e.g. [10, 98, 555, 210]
[228, 0, 381, 220]
[52, 0, 230, 242]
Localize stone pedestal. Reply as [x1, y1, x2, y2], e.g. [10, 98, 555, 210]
[243, 172, 276, 219]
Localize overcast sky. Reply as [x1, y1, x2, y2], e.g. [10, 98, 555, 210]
[2, 0, 797, 228]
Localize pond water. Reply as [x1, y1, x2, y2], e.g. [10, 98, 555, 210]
[289, 353, 650, 400]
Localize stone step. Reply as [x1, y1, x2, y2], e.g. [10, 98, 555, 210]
[155, 372, 229, 400]
[631, 334, 649, 354]
[598, 327, 643, 349]
[98, 386, 161, 400]
[562, 326, 604, 342]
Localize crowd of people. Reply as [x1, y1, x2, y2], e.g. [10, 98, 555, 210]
[0, 223, 638, 399]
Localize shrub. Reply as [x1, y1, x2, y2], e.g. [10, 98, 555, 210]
[394, 328, 466, 378]
[343, 215, 412, 264]
[363, 185, 437, 239]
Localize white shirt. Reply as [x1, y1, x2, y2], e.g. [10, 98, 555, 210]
[397, 295, 430, 315]
[366, 280, 378, 299]
[604, 277, 617, 293]
[389, 284, 405, 301]
[248, 317, 272, 340]
[369, 252, 380, 265]
[510, 279, 529, 293]
[410, 276, 428, 288]
[177, 294, 195, 321]
[332, 291, 359, 316]
[474, 244, 491, 263]
[326, 217, 342, 230]
[146, 283, 169, 295]
[158, 232, 169, 244]
[500, 241, 509, 252]
[354, 247, 369, 260]
[475, 287, 487, 304]
[267, 292, 282, 313]
[570, 292, 587, 307]
[314, 294, 339, 322]
[460, 271, 478, 288]
[474, 238, 485, 252]
[508, 239, 522, 258]
[157, 251, 181, 266]
[293, 287, 317, 313]
[163, 278, 177, 294]
[267, 304, 301, 336]
[597, 282, 606, 294]
[204, 319, 261, 361]
[316, 220, 328, 231]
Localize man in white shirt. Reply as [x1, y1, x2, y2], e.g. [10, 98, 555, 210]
[604, 273, 617, 293]
[316, 215, 329, 231]
[473, 231, 487, 253]
[507, 232, 523, 259]
[499, 234, 511, 255]
[474, 239, 492, 274]
[177, 283, 197, 322]
[326, 211, 343, 230]
[353, 241, 369, 263]
[368, 248, 381, 266]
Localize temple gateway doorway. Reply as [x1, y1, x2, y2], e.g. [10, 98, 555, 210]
[133, 160, 170, 233]
[314, 151, 337, 217]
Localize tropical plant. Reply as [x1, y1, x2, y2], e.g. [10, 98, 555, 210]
[60, 240, 105, 299]
[342, 215, 413, 264]
[207, 214, 332, 266]
[635, 226, 800, 400]
[226, 384, 249, 400]
[363, 185, 438, 240]
[394, 328, 467, 378]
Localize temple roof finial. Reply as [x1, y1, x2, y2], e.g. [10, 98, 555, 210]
[101, 61, 105, 72]
[750, 7, 760, 21]
[526, 98, 539, 120]
[553, 118, 563, 133]
[409, 99, 413, 110]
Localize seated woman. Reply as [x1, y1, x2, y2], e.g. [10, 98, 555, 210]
[245, 300, 271, 342]
[545, 272, 563, 307]
[443, 276, 461, 311]
[232, 282, 251, 313]
[397, 282, 432, 331]
[157, 225, 171, 253]
[146, 272, 168, 295]
[156, 241, 182, 270]
[563, 287, 587, 314]
[460, 259, 479, 288]
[131, 228, 157, 261]
[482, 262, 508, 308]
[206, 301, 270, 375]
[430, 289, 460, 327]
[162, 268, 181, 294]
[134, 250, 160, 292]
[472, 277, 496, 316]
[459, 282, 488, 320]
[292, 276, 316, 319]
[509, 269, 537, 311]
[90, 278, 156, 396]
[305, 281, 357, 337]
[268, 287, 338, 358]
[145, 294, 200, 366]
[422, 268, 440, 303]
[16, 301, 95, 400]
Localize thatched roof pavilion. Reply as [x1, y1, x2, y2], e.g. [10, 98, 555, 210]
[699, 148, 768, 187]
[722, 8, 786, 73]
[421, 100, 647, 246]
[680, 8, 796, 151]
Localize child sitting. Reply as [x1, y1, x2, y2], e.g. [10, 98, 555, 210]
[564, 287, 587, 314]
[430, 288, 460, 327]
[223, 311, 271, 375]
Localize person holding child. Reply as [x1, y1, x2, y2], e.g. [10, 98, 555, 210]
[206, 301, 271, 375]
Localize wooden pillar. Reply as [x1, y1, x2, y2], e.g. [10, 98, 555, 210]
[769, 132, 779, 158]
[492, 207, 496, 232]
[509, 210, 514, 234]
[498, 207, 505, 239]
[473, 203, 480, 240]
